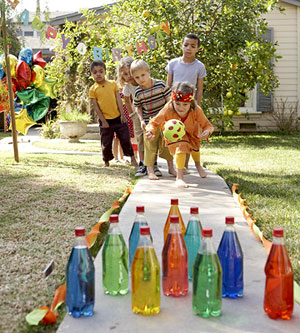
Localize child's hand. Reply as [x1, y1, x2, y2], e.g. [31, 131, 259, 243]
[101, 120, 109, 128]
[141, 120, 146, 131]
[145, 131, 155, 141]
[120, 114, 127, 123]
[200, 130, 210, 140]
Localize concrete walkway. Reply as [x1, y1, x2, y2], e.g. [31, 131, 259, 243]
[1, 130, 299, 332]
[58, 163, 300, 333]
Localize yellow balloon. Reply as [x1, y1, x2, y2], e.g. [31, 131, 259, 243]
[1, 54, 18, 78]
[32, 65, 45, 88]
[12, 108, 37, 136]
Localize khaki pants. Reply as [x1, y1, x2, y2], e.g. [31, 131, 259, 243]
[144, 128, 173, 166]
[131, 112, 144, 155]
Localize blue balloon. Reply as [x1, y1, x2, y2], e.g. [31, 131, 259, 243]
[0, 54, 4, 80]
[18, 47, 33, 67]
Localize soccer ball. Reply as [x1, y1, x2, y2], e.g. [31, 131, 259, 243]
[163, 119, 185, 142]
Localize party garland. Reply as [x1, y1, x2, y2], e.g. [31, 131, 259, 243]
[232, 184, 300, 305]
[25, 188, 131, 326]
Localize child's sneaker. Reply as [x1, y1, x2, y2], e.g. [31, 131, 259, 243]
[154, 161, 162, 177]
[135, 161, 147, 177]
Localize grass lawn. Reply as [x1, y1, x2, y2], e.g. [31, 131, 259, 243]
[0, 152, 136, 333]
[201, 132, 300, 283]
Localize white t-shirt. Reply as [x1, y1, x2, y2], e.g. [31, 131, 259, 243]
[165, 57, 206, 87]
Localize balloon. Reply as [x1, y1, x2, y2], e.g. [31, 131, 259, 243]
[32, 51, 47, 69]
[31, 65, 45, 88]
[18, 47, 33, 67]
[1, 54, 18, 78]
[1, 77, 21, 94]
[0, 54, 4, 80]
[37, 77, 57, 99]
[163, 119, 186, 142]
[12, 108, 37, 136]
[27, 97, 50, 121]
[16, 88, 45, 105]
[16, 60, 31, 90]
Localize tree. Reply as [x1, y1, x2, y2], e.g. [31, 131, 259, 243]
[47, 0, 282, 128]
[0, 1, 22, 56]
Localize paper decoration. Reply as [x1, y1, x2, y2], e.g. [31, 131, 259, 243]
[77, 42, 87, 55]
[61, 34, 71, 49]
[125, 45, 132, 57]
[7, 0, 19, 9]
[46, 26, 58, 40]
[112, 48, 121, 62]
[13, 108, 37, 136]
[148, 36, 156, 49]
[93, 47, 102, 60]
[160, 21, 170, 35]
[136, 41, 148, 55]
[155, 30, 165, 44]
[31, 17, 44, 31]
[19, 9, 29, 26]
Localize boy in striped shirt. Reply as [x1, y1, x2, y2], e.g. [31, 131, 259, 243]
[131, 60, 176, 180]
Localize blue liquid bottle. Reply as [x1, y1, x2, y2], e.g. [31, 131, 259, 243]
[217, 216, 243, 298]
[66, 227, 95, 318]
[184, 207, 202, 281]
[129, 206, 149, 269]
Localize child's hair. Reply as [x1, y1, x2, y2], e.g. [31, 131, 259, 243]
[116, 56, 134, 87]
[91, 60, 106, 71]
[171, 81, 196, 110]
[130, 59, 150, 75]
[183, 33, 200, 47]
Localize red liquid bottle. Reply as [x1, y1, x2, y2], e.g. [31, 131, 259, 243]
[264, 228, 294, 320]
[163, 199, 186, 242]
[162, 215, 188, 297]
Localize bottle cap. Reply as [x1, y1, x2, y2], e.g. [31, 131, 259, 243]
[136, 206, 145, 213]
[110, 214, 119, 223]
[190, 207, 198, 214]
[202, 228, 213, 237]
[273, 227, 284, 237]
[170, 215, 179, 223]
[171, 198, 178, 205]
[225, 216, 235, 224]
[140, 226, 150, 235]
[75, 227, 85, 237]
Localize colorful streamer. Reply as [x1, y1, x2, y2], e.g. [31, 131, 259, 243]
[232, 184, 300, 305]
[26, 188, 131, 326]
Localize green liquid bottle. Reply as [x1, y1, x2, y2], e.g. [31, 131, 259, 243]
[102, 214, 128, 295]
[193, 228, 222, 318]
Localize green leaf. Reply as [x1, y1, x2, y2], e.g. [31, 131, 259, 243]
[25, 309, 48, 326]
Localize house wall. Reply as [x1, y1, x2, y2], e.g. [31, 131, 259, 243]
[232, 1, 299, 131]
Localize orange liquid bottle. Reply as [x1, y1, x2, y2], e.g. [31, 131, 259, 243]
[264, 228, 293, 320]
[162, 215, 188, 297]
[163, 199, 186, 242]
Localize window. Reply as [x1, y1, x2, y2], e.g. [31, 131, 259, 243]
[24, 31, 34, 37]
[17, 30, 23, 36]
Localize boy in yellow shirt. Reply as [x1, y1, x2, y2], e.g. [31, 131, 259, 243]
[89, 60, 138, 167]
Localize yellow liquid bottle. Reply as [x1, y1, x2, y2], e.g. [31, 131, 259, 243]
[131, 226, 160, 315]
[163, 198, 186, 242]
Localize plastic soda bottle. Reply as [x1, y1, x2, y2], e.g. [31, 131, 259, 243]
[102, 214, 129, 295]
[193, 228, 222, 318]
[131, 226, 160, 315]
[184, 207, 202, 281]
[129, 206, 149, 269]
[217, 216, 243, 298]
[163, 198, 186, 242]
[66, 227, 95, 318]
[162, 215, 188, 297]
[264, 227, 293, 320]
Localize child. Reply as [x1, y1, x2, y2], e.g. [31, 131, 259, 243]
[89, 60, 138, 168]
[130, 59, 176, 180]
[166, 33, 207, 174]
[145, 81, 214, 188]
[116, 57, 147, 176]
